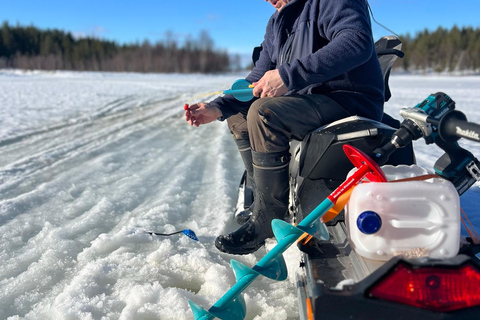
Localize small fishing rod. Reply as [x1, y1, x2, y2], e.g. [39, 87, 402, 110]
[187, 79, 254, 103]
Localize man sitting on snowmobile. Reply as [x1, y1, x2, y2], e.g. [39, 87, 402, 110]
[184, 0, 385, 255]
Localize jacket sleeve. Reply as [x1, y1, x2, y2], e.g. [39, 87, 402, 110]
[210, 18, 276, 119]
[278, 0, 375, 91]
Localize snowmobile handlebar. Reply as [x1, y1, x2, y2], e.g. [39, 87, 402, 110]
[435, 110, 480, 143]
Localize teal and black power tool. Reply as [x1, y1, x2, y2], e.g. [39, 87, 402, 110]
[374, 92, 480, 195]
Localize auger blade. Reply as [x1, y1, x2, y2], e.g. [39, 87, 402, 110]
[272, 218, 329, 242]
[271, 219, 304, 241]
[232, 257, 287, 282]
[297, 219, 329, 241]
[318, 221, 329, 240]
[231, 259, 257, 281]
[209, 294, 246, 320]
[189, 294, 246, 320]
[252, 255, 288, 281]
[188, 300, 215, 320]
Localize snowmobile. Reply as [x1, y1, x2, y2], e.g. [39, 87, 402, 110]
[231, 36, 480, 320]
[187, 35, 480, 320]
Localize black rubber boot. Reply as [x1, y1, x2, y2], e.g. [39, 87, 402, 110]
[234, 139, 255, 224]
[216, 150, 290, 255]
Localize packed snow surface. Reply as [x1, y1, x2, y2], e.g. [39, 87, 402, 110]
[0, 70, 479, 320]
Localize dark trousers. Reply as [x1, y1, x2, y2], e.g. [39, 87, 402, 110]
[227, 94, 351, 153]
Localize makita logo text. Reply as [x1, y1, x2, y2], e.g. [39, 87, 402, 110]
[456, 126, 480, 140]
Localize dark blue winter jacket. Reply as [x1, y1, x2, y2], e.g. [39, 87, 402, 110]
[211, 0, 385, 121]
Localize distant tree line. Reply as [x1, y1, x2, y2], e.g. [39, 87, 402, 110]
[2, 22, 479, 74]
[0, 22, 232, 73]
[397, 26, 480, 73]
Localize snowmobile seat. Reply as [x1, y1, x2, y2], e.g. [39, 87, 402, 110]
[375, 35, 404, 102]
[295, 116, 414, 181]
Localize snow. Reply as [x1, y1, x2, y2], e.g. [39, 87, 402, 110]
[0, 70, 479, 319]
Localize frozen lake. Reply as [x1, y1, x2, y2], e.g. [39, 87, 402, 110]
[0, 70, 479, 319]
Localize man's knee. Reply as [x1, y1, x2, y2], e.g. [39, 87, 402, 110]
[247, 97, 290, 153]
[227, 112, 249, 140]
[247, 97, 279, 127]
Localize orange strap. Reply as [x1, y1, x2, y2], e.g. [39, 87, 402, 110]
[460, 207, 480, 244]
[389, 173, 440, 183]
[297, 233, 313, 246]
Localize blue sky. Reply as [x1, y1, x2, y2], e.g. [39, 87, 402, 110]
[2, 0, 480, 55]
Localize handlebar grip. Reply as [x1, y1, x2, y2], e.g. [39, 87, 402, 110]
[439, 110, 480, 143]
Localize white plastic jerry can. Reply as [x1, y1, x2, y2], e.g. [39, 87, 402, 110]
[346, 165, 461, 261]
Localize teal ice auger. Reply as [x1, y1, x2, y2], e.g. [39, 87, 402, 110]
[188, 145, 388, 320]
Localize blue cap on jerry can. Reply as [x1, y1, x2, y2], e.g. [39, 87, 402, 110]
[357, 211, 382, 235]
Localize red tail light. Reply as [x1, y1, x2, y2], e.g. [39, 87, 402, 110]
[367, 263, 480, 312]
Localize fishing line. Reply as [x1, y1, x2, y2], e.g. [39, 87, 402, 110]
[185, 91, 224, 104]
[366, 0, 399, 38]
[184, 80, 254, 105]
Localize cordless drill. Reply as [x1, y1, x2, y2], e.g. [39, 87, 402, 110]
[374, 92, 480, 195]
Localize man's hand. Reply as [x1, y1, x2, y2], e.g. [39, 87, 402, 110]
[252, 69, 288, 98]
[185, 102, 222, 127]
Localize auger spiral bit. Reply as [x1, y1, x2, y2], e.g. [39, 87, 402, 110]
[189, 145, 387, 320]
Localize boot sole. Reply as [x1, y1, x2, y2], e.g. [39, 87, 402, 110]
[215, 239, 265, 255]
